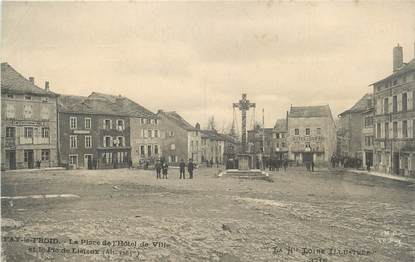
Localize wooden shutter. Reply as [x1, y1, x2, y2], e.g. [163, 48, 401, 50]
[397, 94, 402, 112]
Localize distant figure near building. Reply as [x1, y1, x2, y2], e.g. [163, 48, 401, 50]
[179, 159, 186, 179]
[188, 159, 194, 179]
[92, 158, 97, 170]
[155, 160, 162, 179]
[162, 162, 168, 179]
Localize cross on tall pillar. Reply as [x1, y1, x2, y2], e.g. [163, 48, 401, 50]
[233, 93, 256, 153]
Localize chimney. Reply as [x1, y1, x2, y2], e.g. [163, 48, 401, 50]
[45, 81, 50, 91]
[195, 122, 200, 130]
[393, 44, 403, 72]
[29, 77, 34, 84]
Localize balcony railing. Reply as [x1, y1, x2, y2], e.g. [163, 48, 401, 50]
[19, 137, 33, 145]
[18, 137, 50, 145]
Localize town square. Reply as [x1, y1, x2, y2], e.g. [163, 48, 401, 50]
[1, 2, 415, 262]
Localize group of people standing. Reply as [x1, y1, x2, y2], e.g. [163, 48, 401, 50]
[179, 159, 195, 179]
[330, 154, 363, 170]
[154, 158, 195, 179]
[266, 158, 289, 172]
[155, 160, 169, 179]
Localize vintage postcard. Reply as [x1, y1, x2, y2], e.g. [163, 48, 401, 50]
[1, 1, 414, 261]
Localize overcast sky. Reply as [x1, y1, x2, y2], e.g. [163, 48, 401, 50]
[2, 2, 415, 131]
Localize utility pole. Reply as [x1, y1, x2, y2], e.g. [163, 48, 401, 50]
[262, 108, 265, 170]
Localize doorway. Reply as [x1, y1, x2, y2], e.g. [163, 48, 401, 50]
[24, 150, 34, 169]
[302, 152, 313, 163]
[84, 154, 93, 169]
[7, 150, 16, 170]
[393, 153, 400, 175]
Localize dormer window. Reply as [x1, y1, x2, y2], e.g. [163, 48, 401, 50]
[24, 95, 32, 100]
[7, 94, 14, 99]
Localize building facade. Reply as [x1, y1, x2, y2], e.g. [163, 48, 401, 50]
[157, 110, 201, 164]
[201, 129, 225, 164]
[87, 92, 160, 167]
[287, 105, 337, 164]
[371, 44, 415, 176]
[1, 63, 58, 170]
[273, 118, 289, 160]
[361, 106, 375, 170]
[59, 95, 131, 169]
[338, 93, 373, 160]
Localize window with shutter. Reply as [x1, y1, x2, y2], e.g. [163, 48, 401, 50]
[397, 121, 402, 138]
[41, 106, 49, 119]
[402, 121, 408, 138]
[407, 91, 413, 111]
[402, 93, 408, 112]
[23, 105, 33, 119]
[397, 94, 402, 112]
[6, 104, 15, 118]
[413, 120, 415, 138]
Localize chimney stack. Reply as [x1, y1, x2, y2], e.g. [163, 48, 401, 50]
[45, 81, 50, 91]
[29, 77, 34, 84]
[393, 44, 403, 72]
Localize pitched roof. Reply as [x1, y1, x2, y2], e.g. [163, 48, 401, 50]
[339, 93, 373, 116]
[1, 62, 57, 97]
[58, 95, 86, 112]
[371, 58, 415, 86]
[88, 92, 157, 118]
[58, 95, 130, 116]
[288, 105, 332, 118]
[201, 130, 225, 141]
[274, 118, 287, 131]
[159, 111, 195, 131]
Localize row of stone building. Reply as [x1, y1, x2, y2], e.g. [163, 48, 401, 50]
[247, 104, 337, 166]
[338, 44, 415, 177]
[1, 62, 239, 170]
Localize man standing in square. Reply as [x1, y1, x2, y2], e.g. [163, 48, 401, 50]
[179, 159, 186, 179]
[188, 159, 194, 179]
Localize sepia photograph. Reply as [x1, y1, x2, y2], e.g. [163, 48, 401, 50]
[1, 1, 415, 261]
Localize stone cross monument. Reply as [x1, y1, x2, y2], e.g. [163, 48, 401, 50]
[233, 93, 256, 169]
[233, 93, 256, 153]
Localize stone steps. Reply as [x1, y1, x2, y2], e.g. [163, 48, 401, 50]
[218, 170, 273, 182]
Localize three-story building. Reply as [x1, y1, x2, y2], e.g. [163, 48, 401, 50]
[87, 92, 160, 167]
[287, 105, 337, 165]
[273, 118, 289, 160]
[58, 95, 131, 169]
[157, 110, 201, 164]
[371, 44, 415, 176]
[1, 63, 58, 170]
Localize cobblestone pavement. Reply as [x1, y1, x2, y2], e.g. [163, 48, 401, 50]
[1, 167, 414, 262]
